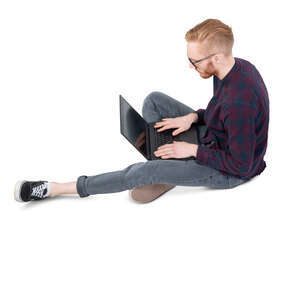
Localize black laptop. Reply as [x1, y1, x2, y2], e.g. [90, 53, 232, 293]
[119, 94, 200, 161]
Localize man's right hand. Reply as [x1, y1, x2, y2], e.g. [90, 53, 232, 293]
[153, 113, 197, 136]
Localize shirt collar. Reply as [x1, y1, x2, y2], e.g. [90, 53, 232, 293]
[214, 57, 239, 83]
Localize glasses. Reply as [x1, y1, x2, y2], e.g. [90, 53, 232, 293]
[188, 53, 217, 70]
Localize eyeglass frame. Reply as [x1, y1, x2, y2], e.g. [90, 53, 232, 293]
[188, 53, 217, 69]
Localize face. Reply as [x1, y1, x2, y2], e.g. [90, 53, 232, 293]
[187, 41, 218, 79]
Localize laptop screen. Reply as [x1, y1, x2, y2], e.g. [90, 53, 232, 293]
[119, 95, 148, 159]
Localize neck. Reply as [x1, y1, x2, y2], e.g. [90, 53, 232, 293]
[216, 56, 235, 80]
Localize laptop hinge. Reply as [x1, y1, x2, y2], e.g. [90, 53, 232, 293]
[145, 124, 151, 160]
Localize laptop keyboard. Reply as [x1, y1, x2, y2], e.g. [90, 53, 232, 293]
[154, 129, 173, 147]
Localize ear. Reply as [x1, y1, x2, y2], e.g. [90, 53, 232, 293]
[214, 54, 221, 64]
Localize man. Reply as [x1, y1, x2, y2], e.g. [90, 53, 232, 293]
[14, 18, 269, 203]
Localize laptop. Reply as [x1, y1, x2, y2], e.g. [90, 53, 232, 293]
[119, 94, 200, 161]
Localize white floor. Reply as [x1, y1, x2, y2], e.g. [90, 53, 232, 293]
[2, 165, 299, 300]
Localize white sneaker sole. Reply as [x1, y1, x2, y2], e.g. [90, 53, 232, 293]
[128, 184, 175, 203]
[14, 180, 26, 202]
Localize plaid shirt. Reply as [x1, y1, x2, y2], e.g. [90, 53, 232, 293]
[194, 57, 269, 181]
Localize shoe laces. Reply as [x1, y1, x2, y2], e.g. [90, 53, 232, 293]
[31, 183, 48, 198]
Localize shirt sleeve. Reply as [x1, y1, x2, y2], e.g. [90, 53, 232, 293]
[195, 102, 257, 178]
[194, 108, 206, 125]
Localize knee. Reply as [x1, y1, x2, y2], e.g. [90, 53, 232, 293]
[146, 91, 164, 100]
[142, 91, 163, 110]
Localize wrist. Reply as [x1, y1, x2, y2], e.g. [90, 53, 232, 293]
[190, 144, 198, 158]
[187, 112, 198, 124]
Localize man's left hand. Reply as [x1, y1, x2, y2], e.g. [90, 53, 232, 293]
[154, 141, 198, 159]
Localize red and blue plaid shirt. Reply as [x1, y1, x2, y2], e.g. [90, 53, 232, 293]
[194, 57, 269, 181]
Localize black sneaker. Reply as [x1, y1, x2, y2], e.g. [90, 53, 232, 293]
[14, 180, 50, 202]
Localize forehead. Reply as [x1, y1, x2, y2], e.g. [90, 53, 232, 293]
[187, 41, 207, 60]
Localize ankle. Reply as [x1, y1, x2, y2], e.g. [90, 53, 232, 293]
[49, 182, 58, 197]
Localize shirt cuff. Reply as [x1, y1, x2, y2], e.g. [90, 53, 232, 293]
[195, 109, 205, 125]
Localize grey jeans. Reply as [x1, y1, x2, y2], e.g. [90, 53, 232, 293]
[76, 91, 247, 197]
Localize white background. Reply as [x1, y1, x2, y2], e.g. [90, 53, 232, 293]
[1, 0, 299, 299]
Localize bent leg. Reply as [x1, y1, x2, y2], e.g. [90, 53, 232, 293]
[142, 90, 208, 147]
[142, 91, 197, 123]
